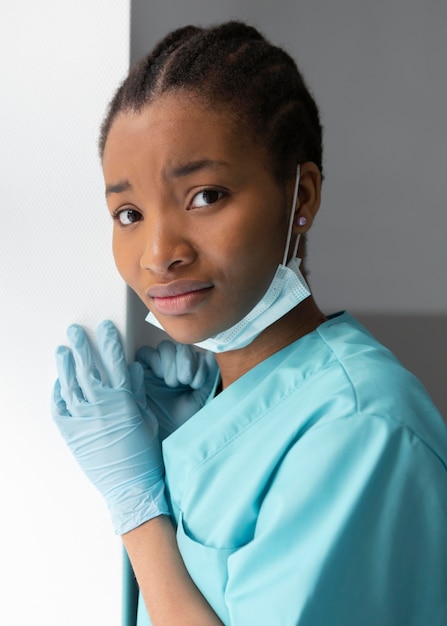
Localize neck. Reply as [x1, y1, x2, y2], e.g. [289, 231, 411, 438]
[215, 296, 327, 390]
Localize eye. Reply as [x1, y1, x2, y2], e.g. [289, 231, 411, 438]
[113, 208, 142, 226]
[190, 188, 225, 209]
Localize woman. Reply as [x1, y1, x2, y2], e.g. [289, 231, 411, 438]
[53, 22, 447, 625]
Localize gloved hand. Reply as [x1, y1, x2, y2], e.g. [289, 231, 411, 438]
[52, 320, 169, 535]
[136, 341, 219, 440]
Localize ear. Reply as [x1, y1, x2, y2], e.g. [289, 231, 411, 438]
[292, 162, 322, 234]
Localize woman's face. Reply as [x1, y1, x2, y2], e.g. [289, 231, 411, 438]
[102, 93, 291, 345]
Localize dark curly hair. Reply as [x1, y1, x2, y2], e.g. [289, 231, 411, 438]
[99, 21, 323, 185]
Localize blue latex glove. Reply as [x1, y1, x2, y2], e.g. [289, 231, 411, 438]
[52, 320, 169, 535]
[136, 341, 219, 440]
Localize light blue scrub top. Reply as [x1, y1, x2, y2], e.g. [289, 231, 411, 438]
[136, 312, 447, 625]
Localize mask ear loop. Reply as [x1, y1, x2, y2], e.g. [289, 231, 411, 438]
[291, 232, 301, 260]
[282, 164, 301, 266]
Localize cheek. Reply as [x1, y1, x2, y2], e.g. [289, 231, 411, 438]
[112, 235, 139, 285]
[211, 229, 279, 312]
[216, 214, 285, 280]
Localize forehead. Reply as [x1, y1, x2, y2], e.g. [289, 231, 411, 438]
[102, 93, 260, 178]
[104, 95, 242, 162]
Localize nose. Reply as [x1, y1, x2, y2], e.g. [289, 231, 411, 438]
[139, 214, 197, 275]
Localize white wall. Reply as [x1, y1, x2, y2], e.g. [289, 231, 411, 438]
[0, 2, 130, 624]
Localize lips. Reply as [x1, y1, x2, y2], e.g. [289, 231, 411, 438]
[147, 279, 213, 298]
[147, 280, 214, 315]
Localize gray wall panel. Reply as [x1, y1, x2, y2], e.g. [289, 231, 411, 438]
[129, 0, 446, 416]
[357, 313, 446, 418]
[130, 0, 447, 312]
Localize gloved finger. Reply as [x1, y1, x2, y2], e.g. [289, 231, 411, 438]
[66, 324, 103, 402]
[129, 361, 146, 409]
[189, 350, 211, 389]
[136, 345, 163, 379]
[96, 320, 130, 389]
[175, 343, 198, 386]
[55, 344, 85, 410]
[204, 350, 218, 375]
[51, 379, 71, 417]
[158, 340, 179, 388]
[192, 350, 219, 392]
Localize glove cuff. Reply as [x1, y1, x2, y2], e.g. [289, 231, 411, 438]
[110, 479, 170, 535]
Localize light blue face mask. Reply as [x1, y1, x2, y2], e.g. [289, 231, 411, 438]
[145, 165, 311, 352]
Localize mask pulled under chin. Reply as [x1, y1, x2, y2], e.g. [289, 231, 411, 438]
[144, 256, 310, 353]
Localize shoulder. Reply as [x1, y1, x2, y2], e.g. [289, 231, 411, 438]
[291, 312, 447, 460]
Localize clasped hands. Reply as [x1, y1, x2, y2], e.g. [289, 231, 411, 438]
[52, 320, 217, 534]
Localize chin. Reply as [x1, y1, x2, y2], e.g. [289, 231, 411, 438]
[158, 321, 214, 346]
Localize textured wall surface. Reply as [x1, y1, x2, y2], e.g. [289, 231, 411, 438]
[0, 2, 130, 624]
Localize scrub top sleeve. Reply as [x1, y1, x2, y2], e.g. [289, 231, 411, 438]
[224, 414, 447, 626]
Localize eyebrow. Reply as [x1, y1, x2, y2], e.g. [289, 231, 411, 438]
[105, 160, 228, 196]
[164, 159, 229, 179]
[105, 180, 133, 197]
